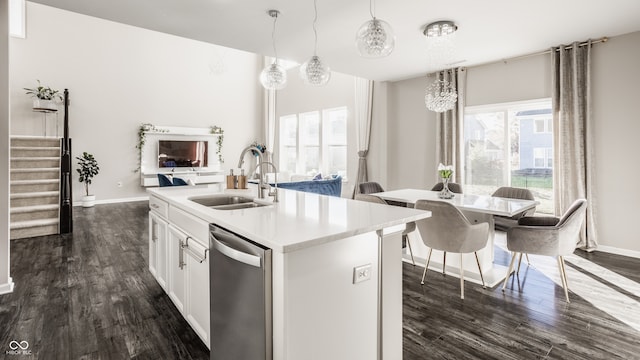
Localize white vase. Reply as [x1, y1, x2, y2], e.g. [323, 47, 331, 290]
[32, 99, 57, 111]
[82, 195, 96, 207]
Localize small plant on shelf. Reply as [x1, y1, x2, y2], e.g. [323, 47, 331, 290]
[24, 80, 63, 111]
[210, 125, 224, 163]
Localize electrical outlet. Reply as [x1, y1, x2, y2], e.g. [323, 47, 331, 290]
[353, 264, 372, 284]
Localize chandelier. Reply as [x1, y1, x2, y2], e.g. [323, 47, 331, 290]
[300, 0, 331, 86]
[424, 20, 458, 69]
[355, 0, 395, 58]
[425, 79, 458, 113]
[260, 10, 287, 90]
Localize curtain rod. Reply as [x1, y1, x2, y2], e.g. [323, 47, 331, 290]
[498, 36, 608, 64]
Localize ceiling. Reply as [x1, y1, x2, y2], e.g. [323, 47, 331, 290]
[29, 0, 640, 81]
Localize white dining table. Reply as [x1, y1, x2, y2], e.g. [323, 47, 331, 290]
[372, 188, 539, 287]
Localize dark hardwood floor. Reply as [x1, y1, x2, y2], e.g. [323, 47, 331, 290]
[1, 201, 639, 359]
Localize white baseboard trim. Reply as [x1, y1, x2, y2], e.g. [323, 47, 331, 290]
[595, 245, 640, 259]
[0, 278, 15, 295]
[72, 196, 149, 207]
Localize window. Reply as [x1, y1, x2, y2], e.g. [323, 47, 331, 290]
[279, 106, 348, 178]
[9, 0, 26, 39]
[463, 99, 553, 214]
[533, 148, 553, 168]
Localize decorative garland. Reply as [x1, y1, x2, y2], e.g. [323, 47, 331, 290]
[210, 126, 224, 163]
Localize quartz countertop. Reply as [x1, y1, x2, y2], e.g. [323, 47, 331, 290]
[148, 185, 430, 253]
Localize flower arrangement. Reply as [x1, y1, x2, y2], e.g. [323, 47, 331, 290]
[210, 126, 224, 163]
[250, 141, 267, 157]
[24, 80, 63, 101]
[438, 163, 453, 179]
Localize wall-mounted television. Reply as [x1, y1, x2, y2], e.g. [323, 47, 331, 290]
[158, 140, 208, 168]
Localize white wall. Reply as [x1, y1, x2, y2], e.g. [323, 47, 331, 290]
[1, 0, 14, 294]
[10, 2, 263, 202]
[591, 32, 640, 253]
[275, 68, 357, 197]
[382, 31, 640, 253]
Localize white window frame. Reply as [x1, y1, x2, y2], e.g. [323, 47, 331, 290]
[279, 106, 348, 178]
[9, 0, 26, 39]
[533, 117, 552, 134]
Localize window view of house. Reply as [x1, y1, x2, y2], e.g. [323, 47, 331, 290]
[463, 99, 553, 213]
[279, 106, 348, 178]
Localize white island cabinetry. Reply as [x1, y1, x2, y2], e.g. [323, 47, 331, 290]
[149, 193, 211, 348]
[147, 186, 430, 359]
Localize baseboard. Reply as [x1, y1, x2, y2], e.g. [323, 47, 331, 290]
[0, 278, 15, 295]
[72, 196, 149, 207]
[595, 245, 640, 259]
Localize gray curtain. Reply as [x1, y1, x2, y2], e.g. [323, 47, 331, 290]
[552, 40, 598, 251]
[435, 68, 466, 183]
[352, 78, 374, 198]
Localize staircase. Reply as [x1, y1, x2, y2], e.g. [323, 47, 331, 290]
[10, 136, 61, 240]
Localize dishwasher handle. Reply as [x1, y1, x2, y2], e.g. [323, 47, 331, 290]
[212, 238, 262, 268]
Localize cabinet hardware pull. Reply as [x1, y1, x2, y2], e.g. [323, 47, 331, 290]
[181, 236, 209, 263]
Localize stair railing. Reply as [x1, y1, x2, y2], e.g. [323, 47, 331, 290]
[59, 89, 73, 233]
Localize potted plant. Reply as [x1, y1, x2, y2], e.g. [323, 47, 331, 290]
[24, 80, 63, 111]
[76, 152, 100, 207]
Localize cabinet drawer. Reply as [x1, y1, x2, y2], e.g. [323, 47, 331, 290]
[149, 196, 169, 218]
[169, 206, 209, 246]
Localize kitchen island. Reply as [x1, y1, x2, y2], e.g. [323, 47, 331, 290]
[147, 185, 430, 359]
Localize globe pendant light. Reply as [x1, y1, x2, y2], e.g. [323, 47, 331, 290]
[355, 0, 395, 58]
[300, 0, 331, 86]
[260, 10, 287, 90]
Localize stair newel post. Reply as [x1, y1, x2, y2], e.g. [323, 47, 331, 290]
[59, 89, 73, 233]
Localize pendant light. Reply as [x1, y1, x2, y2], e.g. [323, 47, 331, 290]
[260, 10, 287, 90]
[425, 77, 458, 113]
[355, 0, 395, 58]
[300, 0, 331, 86]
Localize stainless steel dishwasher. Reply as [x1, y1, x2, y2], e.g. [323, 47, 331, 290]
[209, 224, 272, 360]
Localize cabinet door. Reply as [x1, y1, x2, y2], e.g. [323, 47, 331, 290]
[168, 225, 187, 314]
[185, 239, 211, 348]
[149, 213, 169, 290]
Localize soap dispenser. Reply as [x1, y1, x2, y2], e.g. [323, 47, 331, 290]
[226, 169, 237, 189]
[237, 169, 247, 189]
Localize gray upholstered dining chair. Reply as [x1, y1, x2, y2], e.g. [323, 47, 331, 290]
[358, 181, 385, 195]
[414, 199, 489, 299]
[430, 182, 463, 194]
[492, 186, 537, 272]
[501, 198, 587, 303]
[354, 194, 416, 266]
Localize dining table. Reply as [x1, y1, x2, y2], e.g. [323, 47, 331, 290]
[372, 188, 539, 287]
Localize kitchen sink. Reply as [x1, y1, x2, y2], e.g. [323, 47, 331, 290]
[189, 195, 269, 210]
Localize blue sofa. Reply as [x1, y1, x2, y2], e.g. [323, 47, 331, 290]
[266, 175, 342, 197]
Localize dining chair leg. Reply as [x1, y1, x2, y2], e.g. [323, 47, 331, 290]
[502, 252, 518, 291]
[558, 256, 570, 303]
[404, 234, 415, 266]
[474, 252, 486, 288]
[517, 253, 523, 275]
[525, 253, 531, 265]
[442, 251, 447, 276]
[421, 248, 433, 285]
[460, 253, 464, 300]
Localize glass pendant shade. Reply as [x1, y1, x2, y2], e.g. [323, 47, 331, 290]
[300, 56, 331, 86]
[425, 79, 458, 112]
[356, 18, 395, 58]
[260, 62, 287, 90]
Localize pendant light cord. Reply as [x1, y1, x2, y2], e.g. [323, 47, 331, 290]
[313, 0, 319, 55]
[369, 0, 375, 19]
[271, 12, 279, 63]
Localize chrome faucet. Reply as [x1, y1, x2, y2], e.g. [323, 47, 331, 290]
[238, 145, 266, 199]
[256, 161, 278, 203]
